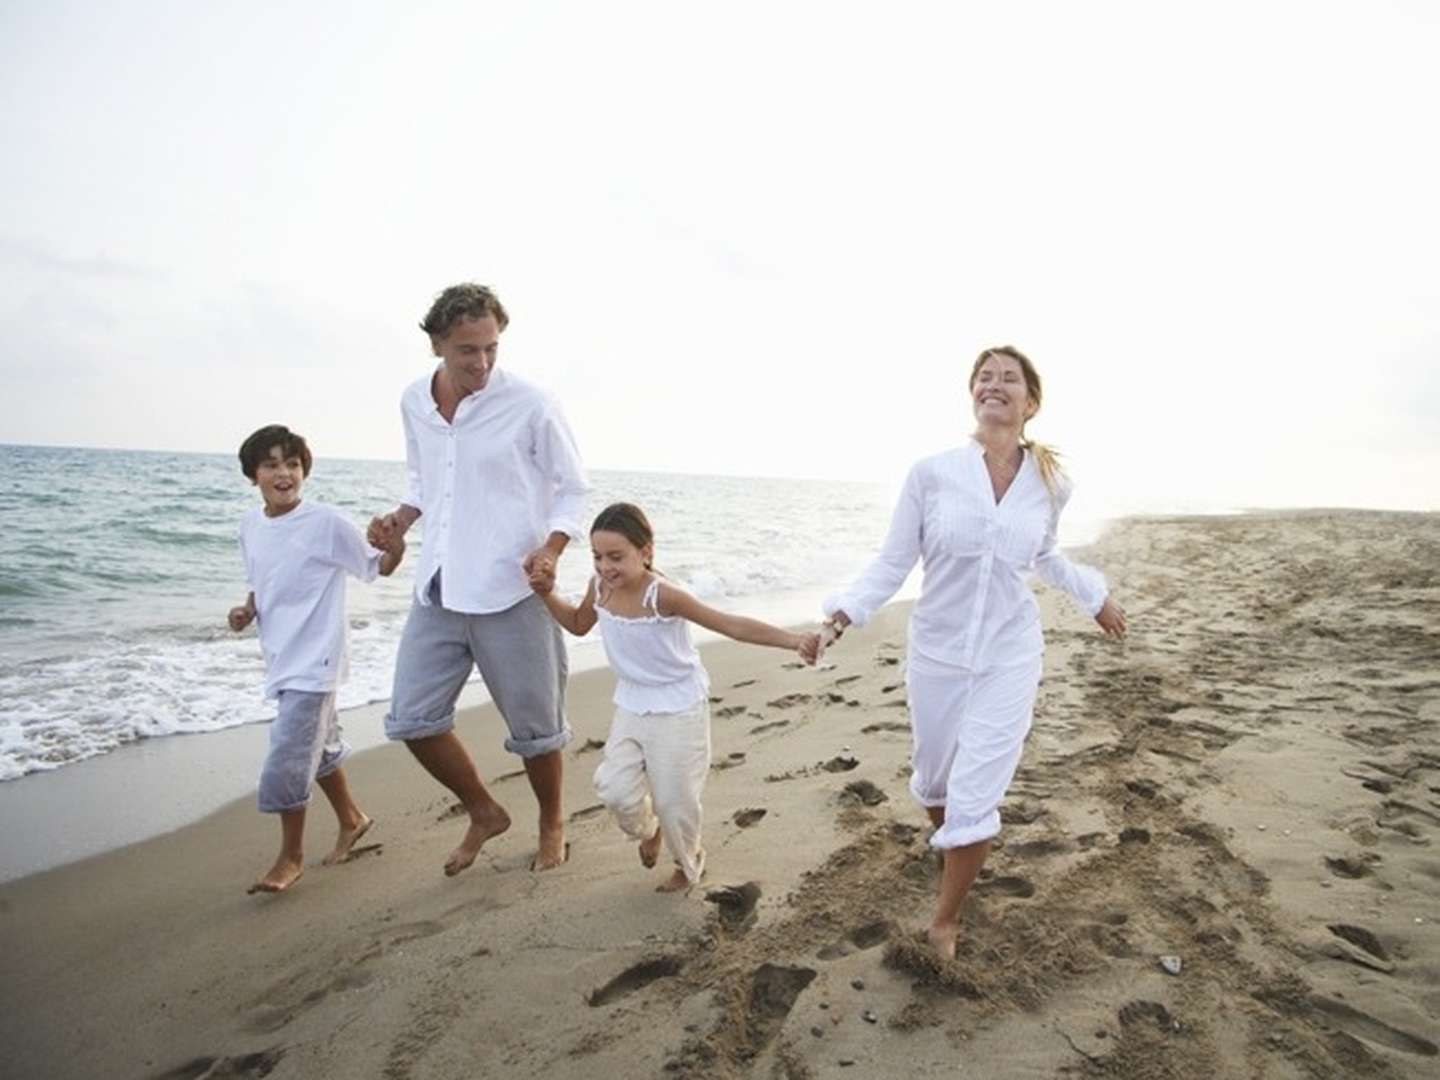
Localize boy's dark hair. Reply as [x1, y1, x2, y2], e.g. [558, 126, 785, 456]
[419, 283, 510, 339]
[238, 425, 313, 480]
[591, 502, 655, 570]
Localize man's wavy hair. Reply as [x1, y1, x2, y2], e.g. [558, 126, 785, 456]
[419, 283, 510, 339]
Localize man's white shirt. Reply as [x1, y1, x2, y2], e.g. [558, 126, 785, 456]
[402, 366, 589, 614]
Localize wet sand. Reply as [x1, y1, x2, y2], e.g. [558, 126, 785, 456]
[1, 510, 1437, 1079]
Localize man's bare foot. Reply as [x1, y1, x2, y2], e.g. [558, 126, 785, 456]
[926, 921, 959, 961]
[530, 828, 569, 872]
[322, 815, 373, 866]
[655, 867, 691, 893]
[248, 855, 304, 895]
[638, 827, 663, 869]
[444, 803, 511, 877]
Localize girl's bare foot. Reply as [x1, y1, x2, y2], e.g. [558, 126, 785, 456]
[926, 921, 959, 960]
[638, 827, 663, 869]
[530, 825, 569, 871]
[322, 815, 373, 866]
[444, 802, 512, 876]
[655, 867, 691, 893]
[248, 855, 304, 894]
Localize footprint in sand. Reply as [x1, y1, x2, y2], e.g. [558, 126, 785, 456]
[715, 705, 747, 719]
[817, 921, 891, 959]
[973, 875, 1036, 899]
[767, 693, 812, 709]
[1118, 827, 1151, 845]
[587, 956, 685, 1007]
[1304, 997, 1438, 1057]
[705, 881, 762, 933]
[821, 755, 860, 773]
[840, 779, 888, 806]
[569, 803, 606, 822]
[1323, 854, 1378, 879]
[834, 674, 862, 685]
[860, 720, 910, 734]
[152, 1050, 286, 1079]
[749, 719, 788, 735]
[712, 752, 747, 771]
[747, 965, 818, 1042]
[1118, 1000, 1180, 1033]
[573, 738, 606, 756]
[732, 678, 757, 688]
[1003, 837, 1071, 858]
[732, 808, 768, 828]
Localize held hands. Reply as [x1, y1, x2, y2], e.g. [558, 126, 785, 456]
[528, 562, 557, 596]
[227, 603, 256, 632]
[366, 513, 405, 553]
[1095, 597, 1127, 639]
[796, 631, 823, 666]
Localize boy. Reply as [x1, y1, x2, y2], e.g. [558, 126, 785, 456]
[229, 424, 405, 894]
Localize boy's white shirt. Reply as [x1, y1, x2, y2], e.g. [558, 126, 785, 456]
[239, 501, 383, 699]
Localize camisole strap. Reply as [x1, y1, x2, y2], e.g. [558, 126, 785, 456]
[642, 576, 661, 615]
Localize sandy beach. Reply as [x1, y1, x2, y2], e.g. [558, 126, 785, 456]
[2, 509, 1437, 1080]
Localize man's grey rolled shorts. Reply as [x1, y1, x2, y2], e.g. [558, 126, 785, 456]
[384, 591, 572, 757]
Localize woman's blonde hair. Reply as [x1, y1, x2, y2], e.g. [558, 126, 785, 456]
[970, 345, 1065, 498]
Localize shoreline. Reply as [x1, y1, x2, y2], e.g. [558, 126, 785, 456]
[0, 581, 906, 884]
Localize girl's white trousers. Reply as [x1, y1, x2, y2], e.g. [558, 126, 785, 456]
[593, 700, 711, 883]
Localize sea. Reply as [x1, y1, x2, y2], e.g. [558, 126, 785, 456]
[0, 443, 922, 784]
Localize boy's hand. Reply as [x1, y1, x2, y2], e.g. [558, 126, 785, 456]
[797, 631, 823, 666]
[228, 604, 255, 632]
[367, 515, 398, 550]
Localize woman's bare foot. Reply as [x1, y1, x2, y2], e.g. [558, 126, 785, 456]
[638, 827, 663, 869]
[444, 802, 512, 877]
[926, 921, 959, 960]
[322, 815, 373, 866]
[655, 867, 691, 893]
[530, 830, 570, 871]
[248, 855, 304, 894]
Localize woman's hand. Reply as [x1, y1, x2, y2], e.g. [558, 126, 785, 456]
[1095, 597, 1127, 638]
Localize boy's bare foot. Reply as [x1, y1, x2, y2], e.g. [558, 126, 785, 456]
[322, 815, 374, 866]
[444, 803, 511, 877]
[248, 855, 304, 895]
[638, 827, 663, 869]
[927, 921, 959, 961]
[530, 829, 570, 871]
[655, 867, 691, 893]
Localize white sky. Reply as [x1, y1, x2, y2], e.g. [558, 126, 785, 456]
[2, 1, 1436, 518]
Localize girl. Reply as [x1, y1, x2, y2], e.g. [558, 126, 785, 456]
[529, 502, 820, 892]
[820, 345, 1126, 958]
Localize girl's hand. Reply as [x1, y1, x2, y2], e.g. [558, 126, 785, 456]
[1095, 597, 1127, 638]
[529, 566, 556, 596]
[228, 605, 255, 632]
[797, 631, 823, 666]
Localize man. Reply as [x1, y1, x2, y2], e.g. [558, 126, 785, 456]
[370, 283, 588, 875]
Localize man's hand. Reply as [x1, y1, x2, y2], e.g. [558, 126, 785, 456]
[368, 505, 420, 550]
[522, 533, 569, 580]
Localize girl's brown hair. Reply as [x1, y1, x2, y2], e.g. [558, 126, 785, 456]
[969, 345, 1065, 498]
[591, 502, 655, 569]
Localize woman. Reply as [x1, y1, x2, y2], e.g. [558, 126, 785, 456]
[821, 345, 1126, 959]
